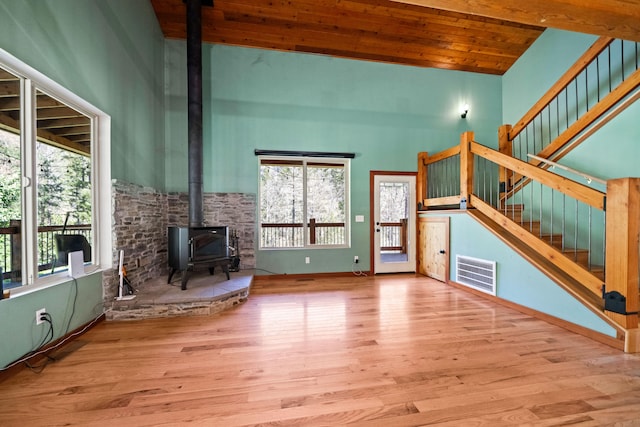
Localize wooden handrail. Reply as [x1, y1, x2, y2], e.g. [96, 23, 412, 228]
[510, 36, 614, 140]
[424, 145, 460, 165]
[533, 67, 640, 164]
[261, 222, 345, 228]
[470, 141, 605, 210]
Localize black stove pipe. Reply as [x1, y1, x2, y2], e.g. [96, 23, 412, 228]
[186, 0, 204, 228]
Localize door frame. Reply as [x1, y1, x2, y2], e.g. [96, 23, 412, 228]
[369, 170, 418, 274]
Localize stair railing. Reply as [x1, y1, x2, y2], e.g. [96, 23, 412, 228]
[507, 37, 640, 165]
[418, 132, 640, 331]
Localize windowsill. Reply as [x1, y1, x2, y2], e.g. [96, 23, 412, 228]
[3, 265, 103, 299]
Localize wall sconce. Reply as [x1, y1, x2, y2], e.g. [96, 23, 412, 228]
[461, 103, 469, 119]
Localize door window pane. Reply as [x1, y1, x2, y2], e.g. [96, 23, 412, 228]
[379, 181, 409, 263]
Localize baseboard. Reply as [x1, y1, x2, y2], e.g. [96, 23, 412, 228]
[254, 271, 371, 282]
[0, 314, 106, 383]
[448, 280, 625, 351]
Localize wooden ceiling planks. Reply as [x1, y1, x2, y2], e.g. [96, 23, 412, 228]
[150, 0, 545, 74]
[391, 0, 640, 42]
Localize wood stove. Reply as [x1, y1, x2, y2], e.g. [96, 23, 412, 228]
[167, 226, 230, 290]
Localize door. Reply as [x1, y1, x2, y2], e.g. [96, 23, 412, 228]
[372, 173, 416, 274]
[418, 217, 449, 282]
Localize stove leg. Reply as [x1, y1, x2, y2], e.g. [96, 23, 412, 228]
[181, 270, 190, 290]
[168, 268, 177, 284]
[222, 263, 230, 280]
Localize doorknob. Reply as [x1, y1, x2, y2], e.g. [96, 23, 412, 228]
[439, 250, 446, 254]
[376, 229, 380, 232]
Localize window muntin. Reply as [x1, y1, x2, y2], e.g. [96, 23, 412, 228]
[259, 156, 350, 249]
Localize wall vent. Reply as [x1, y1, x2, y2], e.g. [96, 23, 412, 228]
[456, 255, 496, 295]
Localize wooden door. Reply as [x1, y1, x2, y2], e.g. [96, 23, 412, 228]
[418, 217, 449, 282]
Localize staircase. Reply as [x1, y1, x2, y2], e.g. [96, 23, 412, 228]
[502, 203, 605, 281]
[417, 36, 640, 352]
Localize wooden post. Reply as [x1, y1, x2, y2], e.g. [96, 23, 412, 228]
[459, 131, 474, 208]
[10, 219, 21, 282]
[400, 218, 408, 254]
[309, 218, 316, 245]
[417, 152, 428, 209]
[604, 178, 640, 329]
[498, 124, 512, 205]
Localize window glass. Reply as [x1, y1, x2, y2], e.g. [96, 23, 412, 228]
[36, 90, 92, 275]
[259, 157, 349, 249]
[0, 54, 103, 289]
[306, 162, 346, 246]
[0, 66, 22, 288]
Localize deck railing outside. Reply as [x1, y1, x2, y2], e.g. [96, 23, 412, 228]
[0, 223, 92, 282]
[260, 220, 407, 250]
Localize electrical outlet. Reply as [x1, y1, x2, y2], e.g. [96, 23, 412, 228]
[305, 257, 310, 264]
[36, 308, 46, 325]
[354, 256, 359, 263]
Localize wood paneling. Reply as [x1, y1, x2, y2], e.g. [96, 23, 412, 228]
[1, 275, 639, 425]
[150, 0, 544, 74]
[392, 0, 640, 43]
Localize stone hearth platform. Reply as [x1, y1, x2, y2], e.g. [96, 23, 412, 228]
[106, 269, 253, 321]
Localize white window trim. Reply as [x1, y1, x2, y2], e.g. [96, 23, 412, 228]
[0, 47, 111, 293]
[259, 155, 351, 250]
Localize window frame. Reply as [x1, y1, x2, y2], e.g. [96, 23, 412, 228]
[0, 47, 111, 292]
[259, 155, 351, 250]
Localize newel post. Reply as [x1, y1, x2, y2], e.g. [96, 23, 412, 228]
[604, 178, 640, 331]
[498, 125, 512, 202]
[459, 131, 474, 208]
[417, 152, 428, 210]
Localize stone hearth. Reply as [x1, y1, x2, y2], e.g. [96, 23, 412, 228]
[106, 269, 253, 321]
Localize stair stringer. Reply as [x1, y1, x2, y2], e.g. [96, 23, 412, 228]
[465, 208, 627, 348]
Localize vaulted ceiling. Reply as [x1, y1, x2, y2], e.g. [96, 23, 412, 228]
[150, 0, 640, 76]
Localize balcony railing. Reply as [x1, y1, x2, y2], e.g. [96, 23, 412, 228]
[380, 219, 408, 253]
[260, 219, 408, 252]
[260, 220, 345, 247]
[0, 221, 92, 283]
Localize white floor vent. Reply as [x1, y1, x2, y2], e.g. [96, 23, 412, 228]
[456, 255, 496, 295]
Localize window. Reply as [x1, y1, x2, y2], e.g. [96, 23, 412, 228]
[0, 49, 110, 290]
[259, 156, 350, 249]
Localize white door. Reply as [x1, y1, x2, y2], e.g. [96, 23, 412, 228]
[373, 174, 416, 274]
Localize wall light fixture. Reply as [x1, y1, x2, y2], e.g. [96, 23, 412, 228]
[461, 103, 469, 119]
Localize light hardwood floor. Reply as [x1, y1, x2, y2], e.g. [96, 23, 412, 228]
[2, 274, 640, 426]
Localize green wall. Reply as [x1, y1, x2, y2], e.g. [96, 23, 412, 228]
[165, 41, 503, 274]
[0, 0, 166, 189]
[0, 0, 165, 368]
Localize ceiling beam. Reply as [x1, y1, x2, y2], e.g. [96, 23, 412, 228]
[390, 0, 640, 42]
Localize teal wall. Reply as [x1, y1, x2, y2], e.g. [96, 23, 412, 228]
[0, 0, 165, 368]
[423, 212, 616, 337]
[165, 41, 503, 274]
[0, 0, 166, 189]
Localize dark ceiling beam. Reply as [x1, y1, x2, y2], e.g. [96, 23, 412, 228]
[390, 0, 640, 42]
